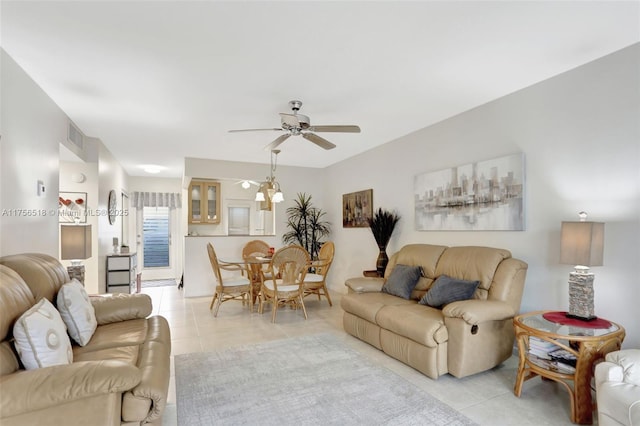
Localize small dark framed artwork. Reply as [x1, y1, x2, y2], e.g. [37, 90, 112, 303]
[59, 192, 87, 223]
[342, 189, 373, 228]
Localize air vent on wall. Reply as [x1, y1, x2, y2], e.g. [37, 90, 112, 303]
[67, 121, 84, 150]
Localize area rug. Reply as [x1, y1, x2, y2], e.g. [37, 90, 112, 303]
[175, 333, 477, 426]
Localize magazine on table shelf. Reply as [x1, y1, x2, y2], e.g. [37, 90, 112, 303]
[527, 337, 576, 373]
[548, 348, 577, 367]
[528, 337, 558, 359]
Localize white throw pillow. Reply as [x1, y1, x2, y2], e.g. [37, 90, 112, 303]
[56, 279, 97, 346]
[13, 298, 73, 370]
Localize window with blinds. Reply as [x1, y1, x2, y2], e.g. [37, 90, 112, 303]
[143, 207, 170, 268]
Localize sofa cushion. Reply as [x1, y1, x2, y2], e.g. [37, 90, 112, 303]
[376, 304, 448, 348]
[0, 253, 68, 303]
[434, 246, 510, 298]
[384, 244, 447, 281]
[13, 298, 73, 369]
[381, 264, 423, 299]
[73, 318, 148, 356]
[0, 264, 38, 375]
[420, 275, 479, 308]
[57, 279, 97, 346]
[73, 344, 140, 364]
[341, 292, 415, 323]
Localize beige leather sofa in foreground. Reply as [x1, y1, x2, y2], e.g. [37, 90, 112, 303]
[595, 349, 640, 426]
[342, 244, 528, 379]
[0, 254, 171, 426]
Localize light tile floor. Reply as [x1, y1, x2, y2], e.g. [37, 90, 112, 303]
[143, 285, 587, 426]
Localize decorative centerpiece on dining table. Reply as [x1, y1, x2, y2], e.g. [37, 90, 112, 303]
[367, 208, 400, 276]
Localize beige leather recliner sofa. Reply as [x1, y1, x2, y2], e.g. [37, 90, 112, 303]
[341, 244, 528, 379]
[0, 253, 171, 426]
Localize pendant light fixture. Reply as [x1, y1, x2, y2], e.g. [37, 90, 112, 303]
[255, 149, 284, 204]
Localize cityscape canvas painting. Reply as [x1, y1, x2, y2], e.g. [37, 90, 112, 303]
[414, 153, 525, 231]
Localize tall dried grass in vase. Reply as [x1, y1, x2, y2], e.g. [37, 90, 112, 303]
[367, 208, 400, 276]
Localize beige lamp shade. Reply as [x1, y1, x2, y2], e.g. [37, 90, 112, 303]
[61, 225, 92, 260]
[560, 221, 604, 267]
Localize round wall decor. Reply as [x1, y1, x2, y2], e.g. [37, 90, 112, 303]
[108, 190, 117, 225]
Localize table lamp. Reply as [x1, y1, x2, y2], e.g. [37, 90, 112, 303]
[560, 212, 604, 321]
[61, 224, 92, 285]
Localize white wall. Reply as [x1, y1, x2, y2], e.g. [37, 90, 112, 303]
[0, 50, 133, 296]
[97, 141, 129, 292]
[0, 50, 66, 256]
[324, 44, 640, 348]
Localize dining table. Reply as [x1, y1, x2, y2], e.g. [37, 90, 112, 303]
[218, 255, 272, 267]
[218, 255, 272, 305]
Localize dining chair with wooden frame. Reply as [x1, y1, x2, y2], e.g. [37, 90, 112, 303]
[207, 243, 252, 317]
[259, 245, 310, 323]
[303, 241, 334, 306]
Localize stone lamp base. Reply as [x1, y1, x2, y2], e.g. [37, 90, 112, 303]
[67, 265, 85, 286]
[567, 271, 596, 321]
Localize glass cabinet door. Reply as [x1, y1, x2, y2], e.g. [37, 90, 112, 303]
[205, 182, 219, 223]
[188, 180, 221, 224]
[189, 182, 202, 223]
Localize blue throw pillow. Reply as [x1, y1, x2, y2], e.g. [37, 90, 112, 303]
[381, 264, 423, 299]
[419, 275, 479, 308]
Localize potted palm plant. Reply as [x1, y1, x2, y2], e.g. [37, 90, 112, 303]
[368, 208, 401, 276]
[282, 193, 331, 260]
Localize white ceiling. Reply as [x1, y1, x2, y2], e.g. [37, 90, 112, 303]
[2, 1, 639, 177]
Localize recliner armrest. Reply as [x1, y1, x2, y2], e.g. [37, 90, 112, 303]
[344, 277, 384, 293]
[442, 299, 515, 324]
[595, 361, 624, 386]
[0, 360, 141, 418]
[90, 293, 153, 325]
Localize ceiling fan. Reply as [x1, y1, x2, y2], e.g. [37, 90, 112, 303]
[228, 100, 361, 150]
[234, 179, 260, 189]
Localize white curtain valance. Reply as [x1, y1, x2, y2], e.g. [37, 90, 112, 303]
[132, 192, 182, 209]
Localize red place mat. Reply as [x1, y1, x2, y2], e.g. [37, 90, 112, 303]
[542, 311, 612, 329]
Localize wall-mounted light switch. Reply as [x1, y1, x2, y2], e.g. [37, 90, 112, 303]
[37, 180, 45, 196]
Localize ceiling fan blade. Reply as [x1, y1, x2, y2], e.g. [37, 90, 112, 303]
[228, 128, 282, 133]
[307, 125, 361, 133]
[302, 132, 336, 150]
[279, 113, 299, 128]
[264, 134, 291, 151]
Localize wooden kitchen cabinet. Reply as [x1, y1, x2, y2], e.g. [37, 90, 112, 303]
[188, 180, 221, 224]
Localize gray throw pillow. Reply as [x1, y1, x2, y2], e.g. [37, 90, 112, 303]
[381, 264, 423, 299]
[419, 275, 479, 308]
